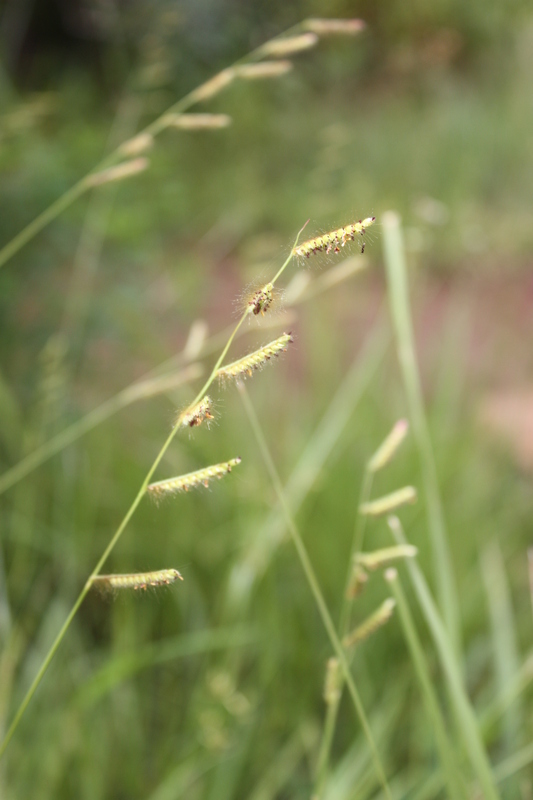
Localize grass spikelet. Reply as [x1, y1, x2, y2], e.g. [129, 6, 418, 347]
[235, 61, 293, 79]
[356, 545, 418, 571]
[87, 158, 149, 187]
[91, 568, 183, 593]
[165, 113, 232, 130]
[247, 283, 274, 316]
[360, 486, 417, 516]
[118, 133, 154, 157]
[193, 68, 235, 101]
[323, 657, 342, 705]
[216, 333, 293, 383]
[147, 457, 241, 499]
[342, 598, 396, 649]
[304, 18, 366, 36]
[367, 419, 409, 473]
[346, 563, 369, 599]
[176, 395, 214, 429]
[293, 217, 376, 259]
[259, 33, 318, 58]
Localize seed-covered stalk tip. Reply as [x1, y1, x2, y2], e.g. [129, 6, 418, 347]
[193, 68, 235, 102]
[323, 657, 342, 705]
[91, 568, 183, 592]
[165, 113, 232, 130]
[304, 18, 366, 36]
[342, 598, 396, 649]
[293, 217, 375, 258]
[216, 333, 293, 382]
[235, 61, 293, 79]
[359, 486, 417, 517]
[356, 545, 418, 571]
[248, 283, 274, 316]
[346, 563, 369, 599]
[147, 457, 241, 498]
[176, 395, 214, 429]
[119, 133, 154, 157]
[259, 33, 318, 58]
[87, 158, 149, 187]
[367, 419, 409, 473]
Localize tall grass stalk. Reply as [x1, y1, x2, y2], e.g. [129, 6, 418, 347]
[385, 568, 468, 798]
[381, 211, 459, 655]
[388, 516, 500, 800]
[0, 227, 306, 759]
[237, 382, 392, 800]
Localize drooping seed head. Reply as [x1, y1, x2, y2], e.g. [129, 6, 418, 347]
[292, 217, 376, 259]
[147, 457, 241, 499]
[165, 113, 232, 130]
[87, 158, 149, 187]
[119, 133, 154, 157]
[367, 419, 409, 473]
[176, 395, 214, 429]
[355, 545, 418, 571]
[216, 333, 293, 383]
[342, 598, 396, 649]
[259, 33, 318, 58]
[304, 18, 366, 36]
[193, 68, 235, 102]
[91, 568, 183, 593]
[235, 61, 293, 79]
[359, 486, 417, 517]
[247, 283, 274, 316]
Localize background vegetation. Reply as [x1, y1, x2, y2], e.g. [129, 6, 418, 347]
[1, 1, 532, 797]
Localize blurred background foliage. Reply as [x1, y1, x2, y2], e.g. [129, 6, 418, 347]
[1, 1, 533, 798]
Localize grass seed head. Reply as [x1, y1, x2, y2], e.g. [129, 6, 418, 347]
[176, 395, 215, 429]
[356, 545, 418, 571]
[92, 568, 183, 593]
[360, 486, 417, 517]
[193, 68, 235, 101]
[342, 598, 396, 649]
[346, 563, 369, 599]
[147, 457, 241, 499]
[247, 283, 274, 316]
[367, 419, 409, 473]
[87, 158, 149, 187]
[216, 333, 293, 383]
[259, 33, 318, 58]
[323, 657, 342, 705]
[293, 217, 376, 259]
[165, 113, 232, 130]
[235, 61, 293, 79]
[304, 18, 366, 36]
[119, 133, 154, 157]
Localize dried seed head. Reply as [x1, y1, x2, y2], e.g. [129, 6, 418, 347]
[176, 395, 214, 429]
[87, 157, 149, 187]
[247, 283, 274, 316]
[293, 218, 376, 259]
[342, 598, 396, 649]
[259, 33, 318, 58]
[304, 18, 366, 36]
[165, 113, 232, 130]
[367, 419, 409, 473]
[147, 457, 241, 499]
[359, 486, 417, 517]
[216, 333, 293, 383]
[356, 545, 418, 572]
[323, 657, 342, 705]
[119, 133, 154, 157]
[346, 563, 369, 599]
[92, 568, 183, 593]
[193, 68, 235, 101]
[235, 61, 293, 79]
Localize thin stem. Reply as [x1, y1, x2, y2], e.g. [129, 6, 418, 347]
[314, 468, 373, 798]
[0, 228, 305, 758]
[237, 383, 392, 800]
[381, 211, 459, 656]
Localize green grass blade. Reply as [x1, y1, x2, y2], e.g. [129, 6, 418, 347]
[388, 516, 500, 800]
[382, 211, 459, 655]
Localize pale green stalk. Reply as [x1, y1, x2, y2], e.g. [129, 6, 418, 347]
[237, 383, 392, 800]
[314, 469, 373, 798]
[381, 211, 459, 656]
[0, 228, 304, 759]
[388, 516, 500, 800]
[385, 569, 469, 799]
[0, 22, 308, 272]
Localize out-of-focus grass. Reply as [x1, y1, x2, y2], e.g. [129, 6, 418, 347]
[1, 10, 533, 800]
